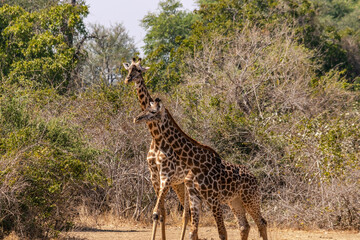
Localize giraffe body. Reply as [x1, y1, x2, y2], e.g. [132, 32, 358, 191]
[123, 59, 200, 240]
[134, 98, 268, 240]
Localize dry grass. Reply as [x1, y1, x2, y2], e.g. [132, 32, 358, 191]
[73, 206, 150, 231]
[3, 232, 20, 240]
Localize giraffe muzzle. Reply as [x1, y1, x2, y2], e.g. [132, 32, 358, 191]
[133, 115, 144, 124]
[124, 76, 133, 84]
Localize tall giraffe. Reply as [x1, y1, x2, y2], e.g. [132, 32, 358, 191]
[123, 58, 199, 240]
[134, 98, 268, 240]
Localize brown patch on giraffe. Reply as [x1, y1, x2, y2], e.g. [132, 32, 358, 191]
[153, 129, 159, 136]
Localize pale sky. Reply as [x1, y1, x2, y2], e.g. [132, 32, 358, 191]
[84, 0, 197, 54]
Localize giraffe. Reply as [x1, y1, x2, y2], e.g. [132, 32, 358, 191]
[123, 58, 200, 240]
[134, 98, 268, 240]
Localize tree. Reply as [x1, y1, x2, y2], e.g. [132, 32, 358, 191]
[174, 0, 357, 84]
[141, 0, 197, 91]
[142, 0, 196, 60]
[0, 0, 60, 11]
[0, 0, 87, 11]
[0, 91, 104, 239]
[312, 0, 360, 78]
[81, 23, 137, 86]
[0, 3, 88, 92]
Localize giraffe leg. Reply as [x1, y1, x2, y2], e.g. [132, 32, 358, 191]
[159, 197, 166, 240]
[179, 184, 189, 240]
[185, 173, 200, 240]
[151, 179, 170, 240]
[148, 149, 171, 240]
[170, 182, 189, 240]
[244, 203, 268, 240]
[229, 197, 250, 240]
[151, 201, 167, 240]
[172, 183, 186, 207]
[147, 152, 162, 240]
[210, 202, 227, 240]
[152, 192, 169, 240]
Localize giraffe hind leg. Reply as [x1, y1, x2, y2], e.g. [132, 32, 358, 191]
[244, 202, 268, 240]
[180, 185, 189, 240]
[171, 183, 186, 207]
[185, 172, 202, 240]
[229, 197, 250, 240]
[210, 203, 227, 240]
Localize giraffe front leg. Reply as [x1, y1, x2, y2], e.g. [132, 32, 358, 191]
[158, 152, 170, 240]
[147, 160, 163, 240]
[150, 199, 167, 240]
[159, 197, 166, 240]
[151, 177, 171, 240]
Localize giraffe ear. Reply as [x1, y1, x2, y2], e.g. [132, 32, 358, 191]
[136, 58, 149, 72]
[123, 63, 130, 70]
[154, 98, 163, 110]
[141, 66, 150, 72]
[159, 101, 164, 110]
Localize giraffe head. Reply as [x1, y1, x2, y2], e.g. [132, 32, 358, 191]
[134, 98, 164, 124]
[123, 58, 149, 84]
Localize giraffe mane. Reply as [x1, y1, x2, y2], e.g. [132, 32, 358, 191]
[165, 108, 221, 158]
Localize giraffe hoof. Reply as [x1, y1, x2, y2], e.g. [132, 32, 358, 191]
[189, 232, 198, 240]
[152, 213, 159, 221]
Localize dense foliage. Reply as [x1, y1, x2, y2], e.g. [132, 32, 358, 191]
[0, 0, 60, 12]
[0, 86, 103, 238]
[0, 3, 88, 92]
[313, 0, 360, 78]
[141, 0, 198, 90]
[82, 23, 137, 85]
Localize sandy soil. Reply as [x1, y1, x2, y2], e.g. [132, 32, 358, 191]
[66, 225, 360, 240]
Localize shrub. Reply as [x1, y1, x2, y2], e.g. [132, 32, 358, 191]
[0, 92, 104, 239]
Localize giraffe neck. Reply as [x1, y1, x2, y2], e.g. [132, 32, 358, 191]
[134, 76, 153, 111]
[133, 77, 163, 141]
[159, 109, 222, 169]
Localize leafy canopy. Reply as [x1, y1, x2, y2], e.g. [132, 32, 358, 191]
[141, 0, 198, 91]
[83, 23, 137, 85]
[0, 3, 88, 92]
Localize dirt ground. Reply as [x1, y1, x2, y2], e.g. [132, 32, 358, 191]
[66, 225, 360, 240]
